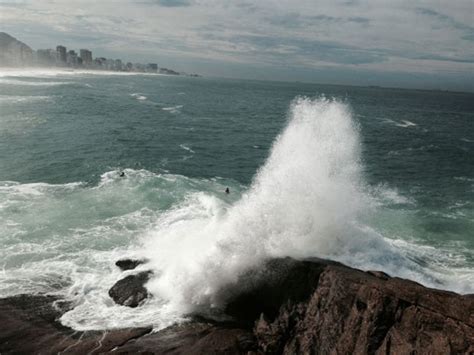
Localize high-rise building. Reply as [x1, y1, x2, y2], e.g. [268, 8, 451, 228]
[114, 59, 122, 71]
[79, 49, 93, 66]
[56, 45, 67, 64]
[94, 57, 106, 69]
[66, 50, 78, 67]
[36, 49, 56, 66]
[146, 63, 158, 72]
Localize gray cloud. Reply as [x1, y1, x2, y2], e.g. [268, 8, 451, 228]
[416, 7, 474, 42]
[207, 34, 386, 65]
[151, 0, 191, 6]
[268, 13, 370, 28]
[0, 0, 473, 90]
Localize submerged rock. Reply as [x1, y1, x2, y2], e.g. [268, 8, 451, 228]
[115, 258, 147, 271]
[108, 271, 152, 307]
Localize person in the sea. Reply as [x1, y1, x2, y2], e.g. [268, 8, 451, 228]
[225, 187, 230, 194]
[119, 171, 125, 177]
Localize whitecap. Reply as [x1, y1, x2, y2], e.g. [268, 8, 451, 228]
[130, 93, 147, 101]
[179, 144, 195, 154]
[395, 120, 417, 128]
[0, 95, 52, 103]
[162, 105, 183, 114]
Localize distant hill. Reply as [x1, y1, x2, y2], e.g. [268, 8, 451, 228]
[0, 32, 34, 66]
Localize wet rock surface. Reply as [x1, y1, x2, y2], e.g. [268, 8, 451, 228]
[0, 294, 152, 354]
[108, 270, 152, 307]
[114, 321, 257, 354]
[1, 257, 473, 354]
[115, 258, 147, 271]
[240, 258, 474, 354]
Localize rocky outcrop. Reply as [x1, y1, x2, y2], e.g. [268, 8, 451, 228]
[114, 321, 256, 354]
[115, 258, 147, 271]
[227, 258, 474, 354]
[1, 257, 473, 354]
[108, 271, 152, 307]
[0, 294, 152, 354]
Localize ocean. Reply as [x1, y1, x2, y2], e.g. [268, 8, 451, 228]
[0, 70, 473, 330]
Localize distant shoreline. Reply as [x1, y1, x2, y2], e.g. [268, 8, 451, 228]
[0, 67, 198, 78]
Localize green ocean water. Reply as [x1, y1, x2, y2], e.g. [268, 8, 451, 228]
[0, 70, 473, 330]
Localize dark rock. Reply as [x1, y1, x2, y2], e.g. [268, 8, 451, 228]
[115, 258, 147, 271]
[0, 294, 152, 354]
[108, 271, 152, 307]
[1, 257, 473, 354]
[224, 257, 474, 354]
[224, 257, 330, 325]
[114, 321, 256, 354]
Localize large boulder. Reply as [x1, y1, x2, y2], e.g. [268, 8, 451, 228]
[108, 271, 152, 307]
[115, 258, 147, 271]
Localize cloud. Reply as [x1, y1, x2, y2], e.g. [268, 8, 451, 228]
[267, 13, 370, 28]
[205, 33, 386, 65]
[139, 0, 192, 7]
[0, 0, 472, 90]
[416, 7, 474, 42]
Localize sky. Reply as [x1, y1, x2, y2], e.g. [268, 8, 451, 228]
[1, 0, 473, 90]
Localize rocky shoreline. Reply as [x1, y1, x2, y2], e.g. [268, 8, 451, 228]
[1, 257, 473, 354]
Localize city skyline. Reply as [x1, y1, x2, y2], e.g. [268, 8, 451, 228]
[0, 32, 185, 74]
[36, 43, 161, 73]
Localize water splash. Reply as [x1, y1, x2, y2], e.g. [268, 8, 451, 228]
[2, 97, 472, 331]
[141, 97, 473, 319]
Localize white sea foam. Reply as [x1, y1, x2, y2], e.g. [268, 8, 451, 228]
[162, 105, 183, 114]
[131, 93, 147, 101]
[387, 144, 437, 156]
[179, 144, 195, 154]
[0, 78, 75, 86]
[0, 68, 167, 78]
[395, 120, 417, 128]
[378, 118, 418, 128]
[371, 184, 415, 205]
[0, 95, 52, 103]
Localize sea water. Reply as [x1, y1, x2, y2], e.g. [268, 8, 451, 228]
[0, 69, 472, 330]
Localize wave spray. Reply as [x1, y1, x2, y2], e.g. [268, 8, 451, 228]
[58, 97, 473, 330]
[142, 97, 380, 314]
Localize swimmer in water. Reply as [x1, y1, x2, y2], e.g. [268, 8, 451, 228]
[225, 187, 230, 194]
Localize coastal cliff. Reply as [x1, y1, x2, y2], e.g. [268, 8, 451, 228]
[1, 257, 473, 354]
